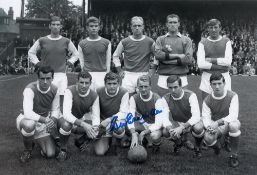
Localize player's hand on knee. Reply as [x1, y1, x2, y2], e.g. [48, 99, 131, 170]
[46, 117, 55, 129]
[130, 132, 139, 149]
[139, 130, 146, 145]
[82, 122, 97, 139]
[45, 117, 57, 134]
[175, 125, 185, 136]
[206, 126, 216, 135]
[169, 126, 183, 139]
[92, 125, 100, 136]
[209, 122, 218, 132]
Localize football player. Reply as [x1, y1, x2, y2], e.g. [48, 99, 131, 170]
[28, 16, 79, 112]
[78, 16, 111, 90]
[128, 75, 166, 153]
[197, 72, 241, 167]
[16, 66, 60, 162]
[155, 14, 193, 97]
[113, 16, 156, 96]
[56, 71, 100, 161]
[197, 19, 233, 154]
[197, 19, 232, 101]
[95, 72, 129, 155]
[148, 75, 203, 156]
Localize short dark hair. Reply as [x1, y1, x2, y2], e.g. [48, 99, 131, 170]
[137, 75, 151, 86]
[166, 14, 180, 23]
[78, 70, 92, 81]
[86, 16, 99, 26]
[50, 16, 62, 23]
[37, 65, 54, 78]
[167, 75, 182, 86]
[206, 19, 221, 28]
[210, 72, 225, 83]
[104, 72, 120, 84]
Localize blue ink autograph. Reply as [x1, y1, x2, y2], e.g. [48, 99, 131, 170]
[110, 109, 163, 131]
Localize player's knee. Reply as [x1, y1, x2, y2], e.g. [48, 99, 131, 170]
[203, 132, 217, 146]
[228, 121, 241, 137]
[20, 119, 36, 133]
[60, 120, 72, 131]
[113, 128, 125, 139]
[59, 121, 72, 136]
[150, 131, 161, 143]
[192, 122, 205, 138]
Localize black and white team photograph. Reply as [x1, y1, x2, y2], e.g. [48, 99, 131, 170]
[0, 0, 257, 174]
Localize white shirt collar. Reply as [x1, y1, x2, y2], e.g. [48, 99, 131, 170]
[86, 36, 101, 41]
[129, 35, 145, 41]
[211, 89, 227, 100]
[47, 35, 62, 40]
[171, 90, 184, 100]
[165, 32, 182, 38]
[207, 35, 222, 42]
[140, 91, 153, 102]
[37, 81, 50, 94]
[105, 87, 119, 97]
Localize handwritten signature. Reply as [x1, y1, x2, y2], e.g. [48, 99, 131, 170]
[110, 109, 163, 131]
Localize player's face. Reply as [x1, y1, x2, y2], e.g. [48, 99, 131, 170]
[210, 79, 225, 97]
[77, 77, 91, 95]
[38, 72, 53, 91]
[167, 81, 183, 98]
[131, 20, 144, 36]
[166, 17, 180, 33]
[208, 24, 221, 40]
[105, 79, 119, 95]
[49, 21, 62, 35]
[87, 22, 100, 36]
[138, 80, 151, 97]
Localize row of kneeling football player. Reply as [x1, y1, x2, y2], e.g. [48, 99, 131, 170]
[17, 66, 240, 168]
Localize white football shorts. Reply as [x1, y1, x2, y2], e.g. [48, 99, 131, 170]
[52, 72, 68, 95]
[158, 75, 188, 89]
[200, 71, 231, 94]
[122, 71, 148, 93]
[89, 72, 107, 91]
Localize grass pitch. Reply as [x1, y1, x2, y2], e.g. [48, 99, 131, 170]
[0, 74, 256, 175]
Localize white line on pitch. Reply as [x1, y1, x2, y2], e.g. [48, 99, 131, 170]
[0, 75, 29, 82]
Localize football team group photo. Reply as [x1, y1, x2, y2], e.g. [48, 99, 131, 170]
[0, 0, 257, 174]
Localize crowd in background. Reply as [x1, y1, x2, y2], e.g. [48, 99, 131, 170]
[0, 55, 32, 75]
[98, 13, 257, 76]
[1, 14, 257, 76]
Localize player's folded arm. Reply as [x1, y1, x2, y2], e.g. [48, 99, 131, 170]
[154, 37, 167, 61]
[178, 37, 193, 66]
[216, 41, 233, 66]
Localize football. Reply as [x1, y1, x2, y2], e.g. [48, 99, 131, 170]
[127, 145, 147, 163]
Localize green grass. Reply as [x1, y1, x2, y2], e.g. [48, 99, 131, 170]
[0, 74, 256, 175]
